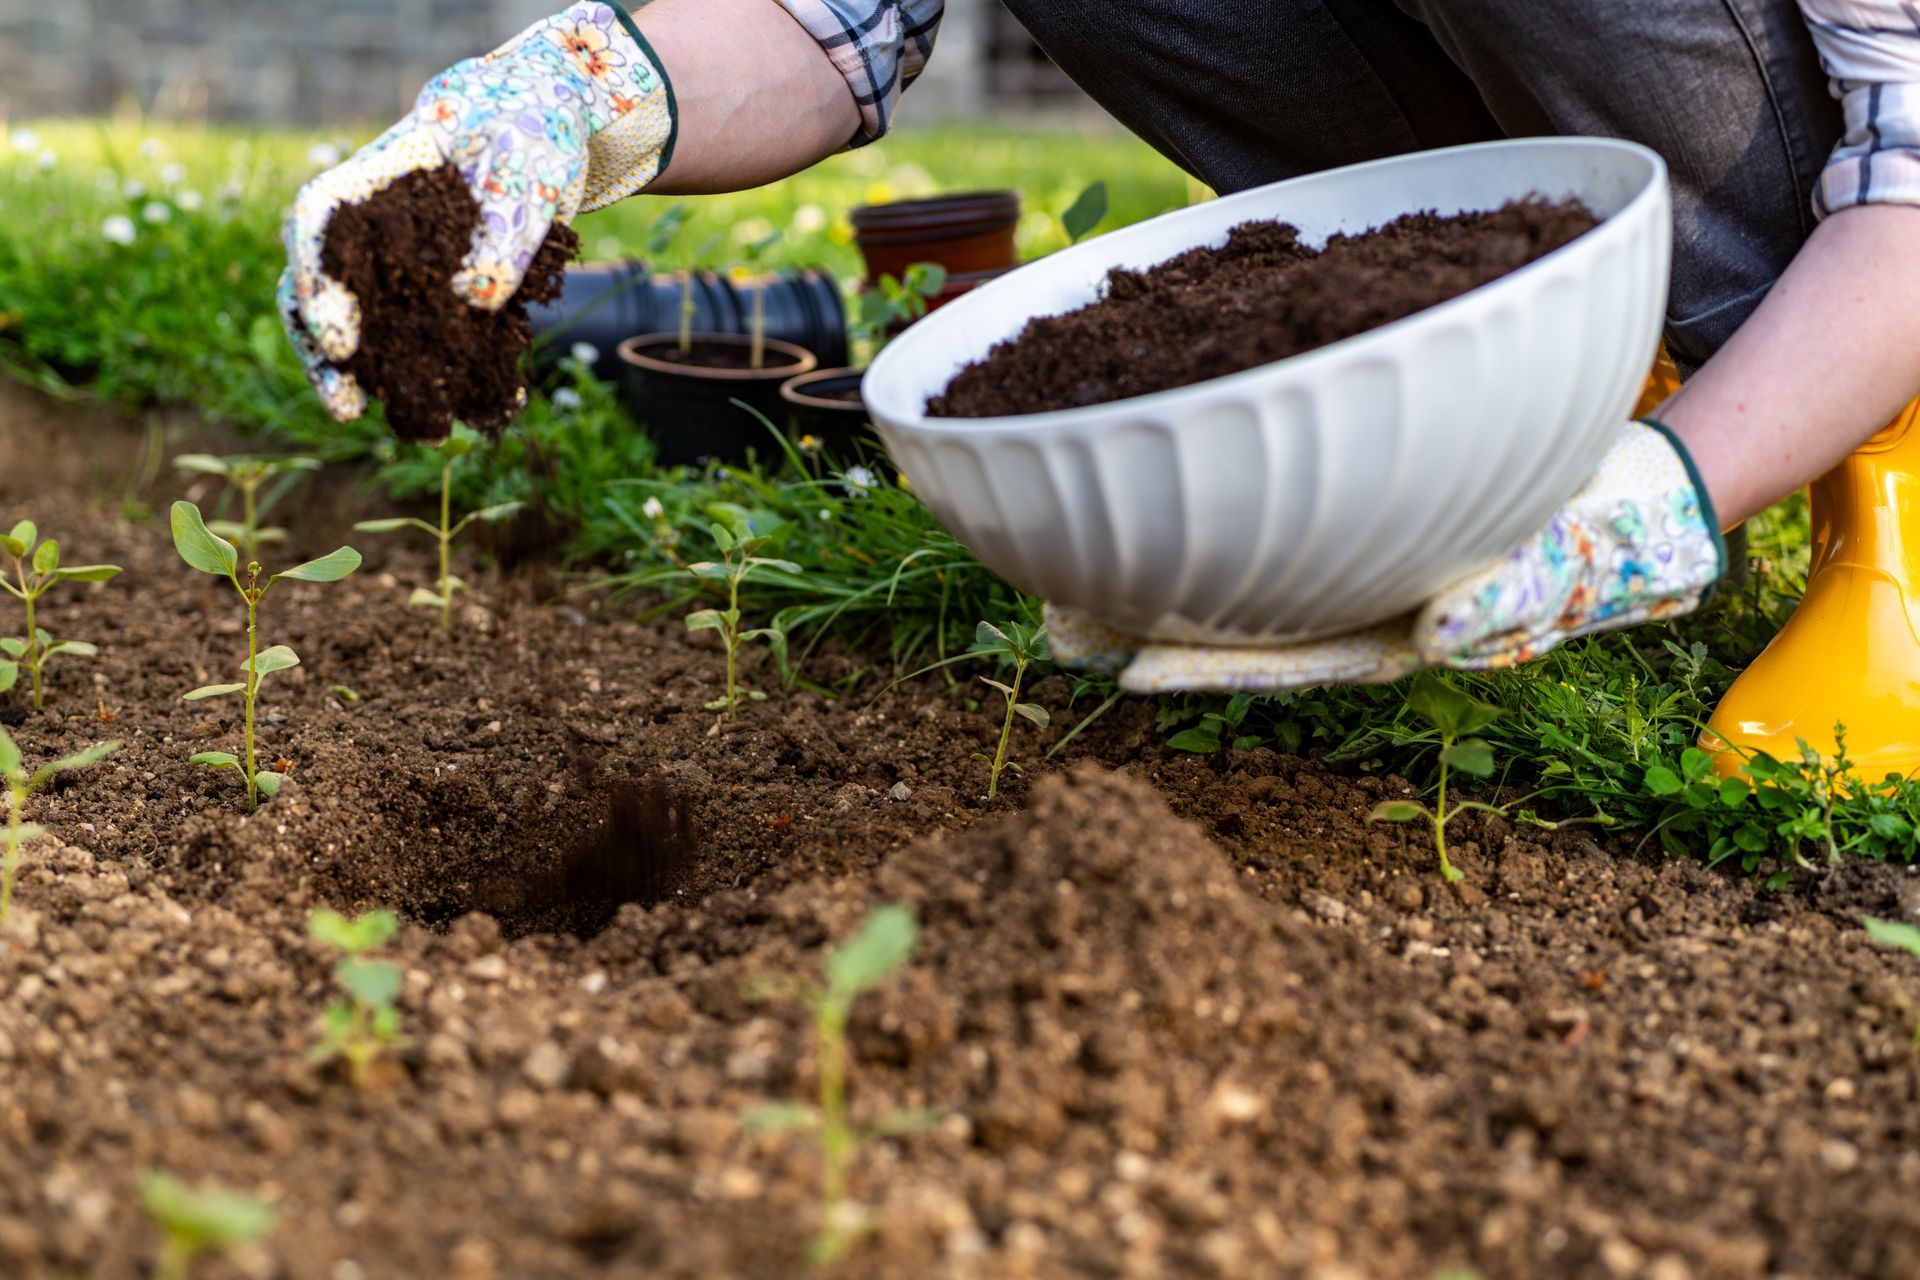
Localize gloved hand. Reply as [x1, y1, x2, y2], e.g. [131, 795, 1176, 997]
[1052, 419, 1725, 692]
[279, 0, 675, 421]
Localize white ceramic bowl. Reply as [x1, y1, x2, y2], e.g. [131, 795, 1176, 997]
[864, 137, 1671, 644]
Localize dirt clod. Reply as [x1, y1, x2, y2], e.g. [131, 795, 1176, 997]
[320, 163, 577, 439]
[930, 198, 1597, 417]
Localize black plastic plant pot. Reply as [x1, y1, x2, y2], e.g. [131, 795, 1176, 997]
[529, 261, 848, 381]
[617, 332, 819, 466]
[779, 367, 876, 458]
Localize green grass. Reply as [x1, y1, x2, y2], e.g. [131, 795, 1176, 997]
[4, 118, 1918, 879]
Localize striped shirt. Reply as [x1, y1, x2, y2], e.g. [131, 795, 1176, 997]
[781, 0, 1920, 217]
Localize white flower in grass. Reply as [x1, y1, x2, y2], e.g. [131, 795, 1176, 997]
[791, 203, 826, 235]
[101, 215, 136, 245]
[570, 341, 600, 366]
[138, 138, 165, 159]
[177, 189, 203, 212]
[307, 142, 342, 169]
[35, 151, 55, 172]
[642, 496, 666, 520]
[160, 162, 185, 187]
[9, 128, 39, 154]
[843, 465, 876, 495]
[551, 387, 582, 412]
[123, 179, 146, 199]
[141, 200, 171, 225]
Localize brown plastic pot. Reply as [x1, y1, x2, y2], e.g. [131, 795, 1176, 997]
[780, 367, 874, 458]
[850, 191, 1021, 288]
[617, 332, 817, 466]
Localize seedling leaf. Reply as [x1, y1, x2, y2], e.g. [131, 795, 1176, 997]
[1062, 180, 1109, 244]
[254, 771, 285, 797]
[336, 957, 402, 1007]
[436, 434, 474, 461]
[272, 547, 362, 584]
[1863, 915, 1920, 957]
[40, 640, 97, 659]
[0, 638, 22, 656]
[246, 645, 301, 677]
[1014, 702, 1050, 728]
[825, 903, 918, 998]
[1370, 800, 1427, 823]
[6, 520, 35, 553]
[468, 502, 524, 525]
[170, 501, 239, 576]
[352, 517, 435, 534]
[1167, 728, 1222, 753]
[407, 587, 447, 609]
[0, 662, 15, 695]
[743, 1102, 820, 1133]
[685, 608, 726, 633]
[189, 752, 241, 767]
[137, 1171, 276, 1252]
[40, 741, 118, 776]
[184, 684, 246, 701]
[170, 453, 230, 476]
[867, 1107, 943, 1137]
[310, 907, 400, 954]
[32, 540, 57, 574]
[1440, 738, 1495, 778]
[0, 727, 19, 775]
[52, 564, 120, 583]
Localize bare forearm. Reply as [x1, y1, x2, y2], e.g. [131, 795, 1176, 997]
[1660, 204, 1920, 526]
[637, 0, 860, 194]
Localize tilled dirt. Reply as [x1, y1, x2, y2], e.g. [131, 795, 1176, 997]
[4, 390, 1920, 1279]
[930, 199, 1597, 418]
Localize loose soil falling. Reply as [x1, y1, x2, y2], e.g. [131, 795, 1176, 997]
[929, 199, 1597, 418]
[4, 386, 1920, 1279]
[320, 163, 578, 439]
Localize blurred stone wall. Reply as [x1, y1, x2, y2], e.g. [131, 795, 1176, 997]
[0, 0, 1082, 125]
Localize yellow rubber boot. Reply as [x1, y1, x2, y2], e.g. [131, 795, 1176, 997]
[1706, 397, 1920, 779]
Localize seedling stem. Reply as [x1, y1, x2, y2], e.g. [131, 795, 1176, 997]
[0, 519, 121, 711]
[353, 430, 521, 629]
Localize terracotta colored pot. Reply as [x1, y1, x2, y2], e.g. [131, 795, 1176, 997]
[780, 367, 875, 458]
[617, 332, 818, 466]
[850, 191, 1021, 288]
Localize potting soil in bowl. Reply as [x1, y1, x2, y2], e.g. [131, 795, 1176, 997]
[927, 197, 1597, 418]
[320, 164, 578, 439]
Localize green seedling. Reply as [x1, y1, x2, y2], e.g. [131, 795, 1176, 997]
[0, 727, 117, 924]
[354, 428, 522, 629]
[1368, 674, 1507, 883]
[686, 520, 798, 717]
[308, 907, 408, 1085]
[645, 202, 719, 357]
[139, 1170, 275, 1280]
[0, 519, 121, 711]
[741, 228, 782, 370]
[853, 261, 948, 353]
[173, 452, 322, 562]
[172, 500, 360, 811]
[1863, 915, 1920, 1045]
[745, 904, 935, 1266]
[971, 620, 1050, 799]
[1061, 179, 1109, 244]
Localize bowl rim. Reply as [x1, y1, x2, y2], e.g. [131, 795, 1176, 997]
[865, 136, 1667, 436]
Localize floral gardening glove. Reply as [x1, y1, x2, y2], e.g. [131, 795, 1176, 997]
[1051, 420, 1725, 693]
[279, 0, 676, 421]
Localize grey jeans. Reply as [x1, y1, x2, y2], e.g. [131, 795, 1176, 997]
[1000, 0, 1844, 371]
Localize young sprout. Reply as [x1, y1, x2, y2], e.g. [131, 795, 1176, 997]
[685, 520, 798, 717]
[971, 621, 1050, 799]
[172, 501, 360, 811]
[0, 519, 121, 711]
[1368, 674, 1507, 883]
[853, 261, 948, 353]
[172, 453, 323, 562]
[0, 727, 118, 924]
[308, 907, 409, 1085]
[353, 429, 522, 629]
[645, 202, 722, 357]
[740, 228, 782, 370]
[745, 904, 935, 1266]
[138, 1170, 275, 1280]
[1061, 179, 1109, 245]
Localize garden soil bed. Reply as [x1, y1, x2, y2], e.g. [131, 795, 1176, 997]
[4, 383, 1920, 1279]
[930, 199, 1596, 418]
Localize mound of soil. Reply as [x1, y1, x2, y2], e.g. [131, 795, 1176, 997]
[5, 388, 1920, 1279]
[929, 198, 1597, 418]
[321, 164, 578, 440]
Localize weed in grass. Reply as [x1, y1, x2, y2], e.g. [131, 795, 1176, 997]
[355, 427, 522, 628]
[745, 904, 936, 1266]
[1863, 915, 1920, 1045]
[172, 500, 360, 810]
[0, 519, 121, 710]
[0, 727, 117, 924]
[969, 620, 1050, 799]
[685, 518, 798, 717]
[1368, 674, 1510, 883]
[172, 452, 322, 561]
[308, 907, 409, 1085]
[138, 1170, 275, 1280]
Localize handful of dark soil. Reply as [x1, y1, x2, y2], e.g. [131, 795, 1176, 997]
[319, 164, 578, 439]
[928, 197, 1597, 418]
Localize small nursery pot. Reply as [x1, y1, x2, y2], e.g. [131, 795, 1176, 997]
[780, 367, 875, 457]
[851, 191, 1021, 288]
[618, 332, 818, 466]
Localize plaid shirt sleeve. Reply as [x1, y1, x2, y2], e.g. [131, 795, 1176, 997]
[1800, 0, 1920, 214]
[772, 0, 944, 147]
